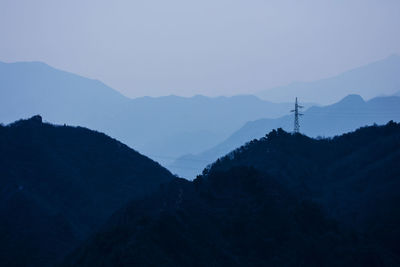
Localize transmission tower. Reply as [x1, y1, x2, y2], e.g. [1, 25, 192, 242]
[290, 97, 304, 134]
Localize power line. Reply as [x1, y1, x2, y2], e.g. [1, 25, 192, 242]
[290, 97, 304, 133]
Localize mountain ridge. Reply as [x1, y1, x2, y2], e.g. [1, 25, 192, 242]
[257, 54, 400, 104]
[0, 61, 301, 165]
[169, 94, 400, 179]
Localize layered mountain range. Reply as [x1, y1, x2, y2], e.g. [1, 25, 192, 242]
[169, 94, 400, 179]
[1, 54, 400, 266]
[2, 55, 400, 172]
[0, 61, 298, 165]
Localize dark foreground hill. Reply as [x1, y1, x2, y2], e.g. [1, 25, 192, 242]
[63, 122, 400, 266]
[0, 116, 175, 267]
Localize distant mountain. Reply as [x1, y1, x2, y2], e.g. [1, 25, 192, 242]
[100, 94, 302, 164]
[257, 54, 400, 104]
[0, 61, 300, 164]
[0, 61, 128, 125]
[63, 123, 400, 266]
[169, 95, 400, 179]
[0, 116, 174, 267]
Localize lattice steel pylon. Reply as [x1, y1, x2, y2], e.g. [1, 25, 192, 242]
[290, 97, 304, 134]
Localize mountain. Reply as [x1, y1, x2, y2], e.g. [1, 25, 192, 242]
[0, 61, 300, 165]
[98, 94, 302, 164]
[0, 116, 175, 267]
[207, 123, 400, 244]
[170, 95, 400, 179]
[62, 122, 400, 266]
[0, 61, 128, 126]
[257, 54, 400, 104]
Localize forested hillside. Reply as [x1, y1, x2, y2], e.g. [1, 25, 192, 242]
[0, 116, 175, 266]
[63, 122, 400, 266]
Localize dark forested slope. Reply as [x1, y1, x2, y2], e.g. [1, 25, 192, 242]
[0, 116, 175, 267]
[208, 121, 400, 226]
[64, 122, 400, 266]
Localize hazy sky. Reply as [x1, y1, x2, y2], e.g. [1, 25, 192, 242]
[1, 0, 399, 98]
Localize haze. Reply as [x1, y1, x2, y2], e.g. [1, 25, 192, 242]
[1, 0, 400, 98]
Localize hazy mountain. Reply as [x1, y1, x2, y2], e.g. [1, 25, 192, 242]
[0, 61, 129, 125]
[0, 116, 174, 267]
[99, 94, 301, 164]
[169, 95, 400, 179]
[63, 123, 400, 266]
[257, 54, 400, 104]
[0, 61, 300, 165]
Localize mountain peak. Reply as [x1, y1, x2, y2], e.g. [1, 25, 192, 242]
[8, 115, 43, 128]
[338, 94, 364, 104]
[28, 114, 42, 123]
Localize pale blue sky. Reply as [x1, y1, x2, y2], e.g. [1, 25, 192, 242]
[1, 0, 399, 98]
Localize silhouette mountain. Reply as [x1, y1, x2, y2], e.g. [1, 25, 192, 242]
[63, 122, 400, 266]
[0, 61, 300, 165]
[257, 54, 400, 104]
[0, 116, 175, 267]
[170, 95, 400, 179]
